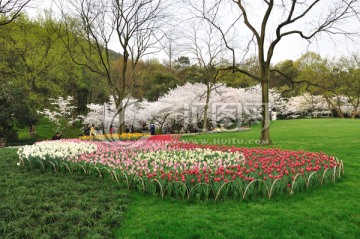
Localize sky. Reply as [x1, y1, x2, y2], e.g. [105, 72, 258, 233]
[25, 0, 359, 64]
[266, 32, 358, 63]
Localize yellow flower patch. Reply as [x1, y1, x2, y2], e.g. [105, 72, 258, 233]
[79, 133, 149, 141]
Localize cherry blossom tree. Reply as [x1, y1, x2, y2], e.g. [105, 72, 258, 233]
[144, 83, 284, 131]
[283, 93, 354, 118]
[82, 83, 286, 133]
[38, 96, 78, 135]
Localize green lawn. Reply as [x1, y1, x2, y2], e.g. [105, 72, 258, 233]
[0, 148, 129, 239]
[116, 119, 360, 238]
[1, 119, 360, 238]
[14, 117, 83, 145]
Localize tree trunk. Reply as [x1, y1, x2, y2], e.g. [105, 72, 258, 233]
[117, 101, 126, 134]
[351, 111, 356, 119]
[202, 85, 211, 132]
[351, 104, 359, 119]
[118, 51, 129, 135]
[324, 96, 344, 118]
[29, 125, 36, 138]
[260, 79, 271, 144]
[351, 98, 359, 119]
[118, 113, 125, 134]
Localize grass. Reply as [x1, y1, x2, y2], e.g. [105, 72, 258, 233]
[0, 148, 129, 239]
[1, 119, 360, 238]
[115, 119, 360, 238]
[13, 117, 83, 145]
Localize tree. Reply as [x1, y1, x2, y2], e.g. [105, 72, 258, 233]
[194, 0, 359, 144]
[82, 83, 285, 134]
[37, 96, 79, 135]
[131, 58, 180, 101]
[336, 54, 360, 118]
[219, 57, 258, 88]
[184, 20, 229, 131]
[0, 15, 71, 107]
[161, 31, 180, 70]
[284, 93, 328, 117]
[0, 14, 103, 133]
[174, 56, 190, 69]
[0, 12, 115, 138]
[0, 0, 30, 26]
[295, 52, 347, 118]
[271, 60, 300, 96]
[0, 79, 38, 140]
[56, 0, 167, 133]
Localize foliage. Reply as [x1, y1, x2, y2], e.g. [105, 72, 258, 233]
[334, 54, 360, 118]
[0, 15, 76, 107]
[0, 80, 38, 139]
[0, 14, 109, 138]
[294, 52, 359, 118]
[142, 71, 179, 101]
[16, 117, 83, 142]
[271, 59, 300, 96]
[37, 96, 79, 133]
[0, 95, 17, 139]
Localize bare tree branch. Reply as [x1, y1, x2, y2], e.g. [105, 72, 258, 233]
[195, 0, 359, 143]
[0, 0, 30, 26]
[54, 0, 167, 132]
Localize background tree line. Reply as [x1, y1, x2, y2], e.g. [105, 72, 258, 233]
[0, 0, 359, 142]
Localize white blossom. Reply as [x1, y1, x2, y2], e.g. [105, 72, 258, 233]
[37, 96, 79, 132]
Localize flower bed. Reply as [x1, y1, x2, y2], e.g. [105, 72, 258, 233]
[17, 137, 344, 201]
[18, 140, 97, 161]
[146, 134, 174, 141]
[79, 133, 148, 141]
